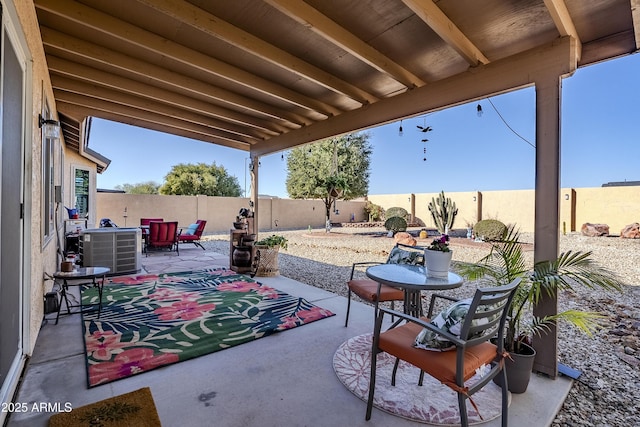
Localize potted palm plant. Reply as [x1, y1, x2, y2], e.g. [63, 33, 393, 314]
[458, 225, 623, 393]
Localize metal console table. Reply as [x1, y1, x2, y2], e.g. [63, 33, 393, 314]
[53, 266, 110, 324]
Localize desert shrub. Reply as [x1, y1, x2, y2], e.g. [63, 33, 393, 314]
[384, 216, 407, 233]
[385, 207, 408, 220]
[473, 219, 507, 241]
[364, 201, 385, 222]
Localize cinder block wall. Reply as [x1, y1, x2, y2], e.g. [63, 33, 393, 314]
[96, 185, 640, 235]
[95, 193, 369, 233]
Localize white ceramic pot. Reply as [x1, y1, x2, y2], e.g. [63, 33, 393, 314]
[424, 249, 453, 278]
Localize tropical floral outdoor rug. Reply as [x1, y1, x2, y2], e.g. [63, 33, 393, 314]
[333, 333, 508, 425]
[81, 268, 334, 387]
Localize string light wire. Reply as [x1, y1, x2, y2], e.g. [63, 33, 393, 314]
[486, 98, 535, 148]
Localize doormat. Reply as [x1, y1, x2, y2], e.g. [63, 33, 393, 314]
[82, 268, 334, 387]
[333, 333, 508, 425]
[49, 387, 161, 427]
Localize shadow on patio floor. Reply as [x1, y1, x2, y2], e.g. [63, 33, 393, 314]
[8, 246, 571, 427]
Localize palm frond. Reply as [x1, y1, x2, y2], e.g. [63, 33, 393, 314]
[458, 224, 623, 352]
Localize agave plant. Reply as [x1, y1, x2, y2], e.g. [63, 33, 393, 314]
[457, 225, 623, 353]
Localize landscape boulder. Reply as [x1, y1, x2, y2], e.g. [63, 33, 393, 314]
[620, 223, 640, 239]
[581, 223, 610, 237]
[394, 231, 417, 246]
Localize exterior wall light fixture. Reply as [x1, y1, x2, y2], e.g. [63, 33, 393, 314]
[39, 114, 60, 139]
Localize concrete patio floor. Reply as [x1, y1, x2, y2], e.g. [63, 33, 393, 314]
[7, 246, 572, 427]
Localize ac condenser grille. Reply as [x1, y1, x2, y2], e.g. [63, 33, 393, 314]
[80, 228, 141, 275]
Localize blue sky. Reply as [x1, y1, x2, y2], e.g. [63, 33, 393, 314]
[92, 53, 640, 198]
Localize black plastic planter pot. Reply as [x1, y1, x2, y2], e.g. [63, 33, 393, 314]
[494, 342, 537, 394]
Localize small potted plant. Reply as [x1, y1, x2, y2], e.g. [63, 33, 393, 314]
[254, 234, 288, 250]
[424, 234, 452, 278]
[253, 234, 288, 277]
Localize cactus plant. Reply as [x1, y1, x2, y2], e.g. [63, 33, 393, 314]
[384, 216, 407, 233]
[428, 191, 458, 234]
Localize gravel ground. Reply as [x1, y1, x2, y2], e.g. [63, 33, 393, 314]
[202, 228, 640, 426]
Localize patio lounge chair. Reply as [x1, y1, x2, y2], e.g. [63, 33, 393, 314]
[178, 220, 207, 250]
[345, 243, 425, 327]
[365, 278, 521, 426]
[145, 221, 179, 256]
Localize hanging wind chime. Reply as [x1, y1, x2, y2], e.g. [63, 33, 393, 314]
[416, 120, 433, 162]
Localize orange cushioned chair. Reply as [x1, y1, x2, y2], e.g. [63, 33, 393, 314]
[178, 220, 207, 250]
[365, 278, 521, 427]
[345, 243, 424, 327]
[146, 221, 179, 256]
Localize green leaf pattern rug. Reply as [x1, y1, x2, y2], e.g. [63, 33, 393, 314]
[82, 268, 334, 387]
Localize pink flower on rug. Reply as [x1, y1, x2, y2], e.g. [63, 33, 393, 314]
[297, 307, 334, 323]
[149, 288, 199, 301]
[154, 300, 217, 321]
[85, 330, 130, 361]
[276, 316, 300, 330]
[217, 280, 261, 293]
[89, 348, 179, 386]
[109, 274, 159, 285]
[255, 285, 279, 299]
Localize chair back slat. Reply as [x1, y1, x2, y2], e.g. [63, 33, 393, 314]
[460, 278, 521, 347]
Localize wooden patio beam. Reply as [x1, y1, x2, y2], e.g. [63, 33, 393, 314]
[52, 76, 264, 143]
[401, 0, 489, 66]
[135, 0, 378, 105]
[48, 57, 279, 137]
[543, 0, 583, 60]
[265, 0, 425, 88]
[251, 37, 577, 156]
[55, 92, 253, 150]
[40, 27, 309, 128]
[36, 0, 339, 118]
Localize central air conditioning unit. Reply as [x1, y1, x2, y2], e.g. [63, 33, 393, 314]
[79, 228, 141, 275]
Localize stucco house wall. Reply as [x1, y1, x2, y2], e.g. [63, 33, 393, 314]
[13, 0, 63, 353]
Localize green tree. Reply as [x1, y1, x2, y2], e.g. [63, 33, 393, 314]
[115, 181, 160, 194]
[286, 133, 372, 229]
[159, 162, 242, 196]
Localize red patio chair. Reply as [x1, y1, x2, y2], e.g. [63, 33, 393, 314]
[145, 221, 179, 256]
[178, 220, 207, 250]
[140, 218, 164, 226]
[140, 217, 163, 240]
